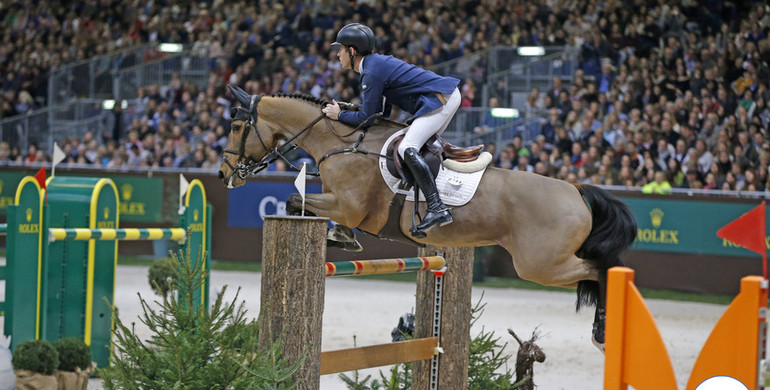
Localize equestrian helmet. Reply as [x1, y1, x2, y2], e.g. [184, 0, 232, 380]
[332, 23, 375, 54]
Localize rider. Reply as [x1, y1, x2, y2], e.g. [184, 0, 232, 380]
[322, 23, 461, 233]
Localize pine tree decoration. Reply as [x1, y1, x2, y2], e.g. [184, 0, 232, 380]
[101, 246, 302, 389]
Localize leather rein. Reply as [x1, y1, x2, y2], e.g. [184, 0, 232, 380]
[222, 95, 390, 180]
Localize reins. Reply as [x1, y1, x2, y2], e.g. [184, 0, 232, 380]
[225, 96, 391, 179]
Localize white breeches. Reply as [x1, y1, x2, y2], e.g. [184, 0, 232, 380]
[398, 88, 461, 158]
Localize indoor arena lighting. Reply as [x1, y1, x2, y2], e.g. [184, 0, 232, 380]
[490, 108, 519, 118]
[159, 43, 184, 53]
[102, 100, 128, 110]
[517, 46, 545, 56]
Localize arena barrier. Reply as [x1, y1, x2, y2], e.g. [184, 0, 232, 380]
[258, 216, 474, 389]
[604, 266, 767, 390]
[1, 175, 211, 368]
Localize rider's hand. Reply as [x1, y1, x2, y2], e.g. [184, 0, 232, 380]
[323, 99, 341, 120]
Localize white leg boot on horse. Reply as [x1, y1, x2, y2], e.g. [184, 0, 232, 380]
[403, 147, 452, 234]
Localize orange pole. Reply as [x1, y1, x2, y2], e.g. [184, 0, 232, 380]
[686, 276, 768, 390]
[604, 267, 678, 390]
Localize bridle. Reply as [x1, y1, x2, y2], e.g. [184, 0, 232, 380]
[221, 94, 264, 179]
[221, 94, 330, 181]
[222, 94, 392, 182]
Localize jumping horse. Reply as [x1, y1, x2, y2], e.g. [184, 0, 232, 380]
[218, 85, 637, 350]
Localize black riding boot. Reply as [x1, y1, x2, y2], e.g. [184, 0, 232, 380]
[403, 147, 452, 232]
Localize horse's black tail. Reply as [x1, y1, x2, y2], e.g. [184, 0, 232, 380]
[573, 184, 637, 311]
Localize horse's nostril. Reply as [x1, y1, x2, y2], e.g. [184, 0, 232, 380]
[218, 170, 224, 180]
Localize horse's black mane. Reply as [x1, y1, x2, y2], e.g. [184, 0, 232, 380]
[269, 92, 329, 106]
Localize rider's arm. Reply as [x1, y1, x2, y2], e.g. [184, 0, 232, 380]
[338, 72, 386, 127]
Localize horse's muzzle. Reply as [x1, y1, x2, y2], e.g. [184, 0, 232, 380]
[218, 169, 235, 189]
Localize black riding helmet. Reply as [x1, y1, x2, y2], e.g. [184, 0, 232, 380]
[332, 23, 376, 55]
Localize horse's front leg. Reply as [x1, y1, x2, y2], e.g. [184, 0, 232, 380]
[287, 192, 351, 223]
[287, 193, 363, 252]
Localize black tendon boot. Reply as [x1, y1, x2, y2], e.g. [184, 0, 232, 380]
[403, 147, 453, 232]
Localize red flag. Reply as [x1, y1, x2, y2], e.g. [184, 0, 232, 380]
[717, 202, 766, 255]
[33, 167, 46, 191]
[717, 202, 766, 278]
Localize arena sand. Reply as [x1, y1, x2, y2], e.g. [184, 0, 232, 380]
[88, 265, 730, 389]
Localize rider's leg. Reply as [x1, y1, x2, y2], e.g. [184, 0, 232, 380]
[403, 147, 453, 231]
[398, 88, 461, 232]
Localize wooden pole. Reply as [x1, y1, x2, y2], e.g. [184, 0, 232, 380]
[413, 245, 474, 389]
[259, 216, 328, 390]
[320, 337, 439, 375]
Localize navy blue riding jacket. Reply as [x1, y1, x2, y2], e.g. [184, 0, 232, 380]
[338, 54, 460, 127]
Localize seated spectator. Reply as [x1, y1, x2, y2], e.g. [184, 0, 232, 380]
[540, 107, 561, 145]
[513, 154, 534, 173]
[642, 170, 673, 194]
[0, 142, 10, 163]
[683, 168, 702, 188]
[478, 97, 507, 133]
[666, 158, 686, 188]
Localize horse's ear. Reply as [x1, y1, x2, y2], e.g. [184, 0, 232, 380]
[227, 84, 251, 107]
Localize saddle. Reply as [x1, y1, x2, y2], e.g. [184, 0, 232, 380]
[385, 135, 485, 185]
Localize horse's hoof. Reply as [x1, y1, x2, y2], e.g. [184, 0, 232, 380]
[342, 240, 363, 252]
[592, 320, 605, 354]
[327, 239, 346, 249]
[287, 193, 316, 216]
[592, 336, 605, 354]
[410, 229, 427, 239]
[326, 239, 363, 252]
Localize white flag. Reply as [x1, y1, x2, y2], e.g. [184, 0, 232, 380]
[52, 143, 66, 177]
[179, 174, 190, 215]
[293, 163, 307, 216]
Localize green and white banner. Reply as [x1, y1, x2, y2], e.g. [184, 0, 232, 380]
[620, 197, 768, 257]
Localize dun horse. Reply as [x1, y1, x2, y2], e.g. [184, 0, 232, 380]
[218, 85, 637, 349]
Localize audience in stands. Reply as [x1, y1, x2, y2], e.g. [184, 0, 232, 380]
[1, 0, 769, 194]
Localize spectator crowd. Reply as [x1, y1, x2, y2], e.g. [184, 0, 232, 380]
[0, 0, 768, 195]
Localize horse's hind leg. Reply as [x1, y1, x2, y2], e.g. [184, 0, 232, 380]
[580, 275, 608, 352]
[507, 246, 609, 352]
[507, 251, 596, 290]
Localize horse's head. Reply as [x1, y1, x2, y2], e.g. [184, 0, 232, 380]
[218, 85, 274, 188]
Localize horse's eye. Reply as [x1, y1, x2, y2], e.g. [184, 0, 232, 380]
[232, 124, 241, 132]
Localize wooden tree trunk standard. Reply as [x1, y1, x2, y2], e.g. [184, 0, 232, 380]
[258, 216, 328, 390]
[413, 245, 474, 390]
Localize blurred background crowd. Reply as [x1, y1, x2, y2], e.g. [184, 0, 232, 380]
[0, 0, 768, 194]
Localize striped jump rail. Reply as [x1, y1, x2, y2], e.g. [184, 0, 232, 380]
[324, 256, 445, 277]
[48, 228, 186, 243]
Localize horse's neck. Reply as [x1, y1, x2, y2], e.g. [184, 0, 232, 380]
[262, 97, 400, 161]
[260, 98, 337, 160]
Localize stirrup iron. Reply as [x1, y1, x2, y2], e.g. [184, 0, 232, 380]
[409, 183, 427, 238]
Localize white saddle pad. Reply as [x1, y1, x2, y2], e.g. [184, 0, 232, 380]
[378, 130, 486, 207]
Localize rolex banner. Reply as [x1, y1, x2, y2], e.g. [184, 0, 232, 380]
[0, 172, 162, 223]
[112, 176, 163, 222]
[622, 197, 769, 257]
